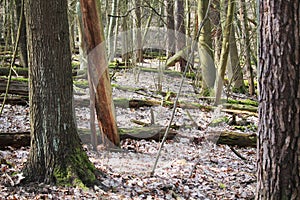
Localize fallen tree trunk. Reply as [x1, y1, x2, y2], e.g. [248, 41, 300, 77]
[206, 131, 257, 148]
[0, 67, 28, 77]
[0, 78, 28, 96]
[0, 128, 256, 149]
[0, 126, 177, 149]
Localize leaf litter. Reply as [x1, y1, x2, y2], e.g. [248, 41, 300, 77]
[0, 65, 257, 199]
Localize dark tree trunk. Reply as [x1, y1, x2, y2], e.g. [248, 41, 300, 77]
[165, 0, 175, 58]
[257, 0, 300, 199]
[175, 0, 186, 71]
[15, 0, 28, 68]
[23, 0, 97, 186]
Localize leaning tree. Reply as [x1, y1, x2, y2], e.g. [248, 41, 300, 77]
[257, 0, 300, 199]
[23, 0, 98, 186]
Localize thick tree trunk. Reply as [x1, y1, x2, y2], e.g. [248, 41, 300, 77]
[257, 0, 300, 199]
[23, 0, 97, 186]
[80, 0, 120, 147]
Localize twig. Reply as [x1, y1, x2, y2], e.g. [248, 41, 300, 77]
[229, 146, 247, 161]
[151, 0, 212, 176]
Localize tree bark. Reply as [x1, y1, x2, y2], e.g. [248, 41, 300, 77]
[174, 0, 186, 71]
[257, 0, 300, 199]
[165, 0, 175, 58]
[80, 0, 120, 147]
[214, 0, 235, 105]
[14, 0, 28, 68]
[23, 0, 97, 186]
[197, 0, 216, 94]
[133, 0, 143, 63]
[239, 0, 255, 95]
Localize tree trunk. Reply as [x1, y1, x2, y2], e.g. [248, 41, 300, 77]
[80, 0, 120, 147]
[257, 0, 300, 199]
[214, 0, 234, 105]
[23, 0, 97, 186]
[174, 0, 186, 71]
[165, 0, 175, 58]
[227, 23, 245, 92]
[107, 0, 118, 61]
[239, 0, 254, 95]
[197, 0, 216, 95]
[133, 0, 143, 63]
[14, 0, 28, 68]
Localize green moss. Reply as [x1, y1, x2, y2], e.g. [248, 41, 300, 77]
[234, 124, 257, 132]
[200, 88, 214, 97]
[10, 77, 28, 82]
[71, 61, 80, 69]
[73, 80, 89, 88]
[53, 147, 96, 188]
[210, 116, 229, 127]
[226, 98, 258, 107]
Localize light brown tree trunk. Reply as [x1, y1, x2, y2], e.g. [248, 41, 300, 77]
[80, 0, 120, 147]
[226, 16, 245, 92]
[134, 0, 143, 63]
[214, 0, 234, 105]
[257, 0, 300, 199]
[197, 0, 216, 95]
[23, 0, 97, 186]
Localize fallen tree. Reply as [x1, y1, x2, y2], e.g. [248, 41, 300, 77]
[0, 78, 28, 96]
[0, 128, 257, 149]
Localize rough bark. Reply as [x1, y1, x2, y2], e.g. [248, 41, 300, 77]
[80, 0, 120, 146]
[23, 0, 97, 186]
[256, 0, 300, 199]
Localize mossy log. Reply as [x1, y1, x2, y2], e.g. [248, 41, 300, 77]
[0, 67, 29, 77]
[0, 126, 176, 149]
[0, 129, 257, 149]
[0, 78, 28, 96]
[206, 131, 257, 148]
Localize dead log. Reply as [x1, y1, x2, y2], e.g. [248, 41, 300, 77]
[0, 126, 177, 149]
[0, 67, 28, 77]
[0, 129, 256, 149]
[206, 131, 257, 148]
[166, 46, 190, 67]
[0, 78, 28, 96]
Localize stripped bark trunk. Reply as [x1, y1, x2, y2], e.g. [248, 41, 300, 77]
[80, 0, 120, 147]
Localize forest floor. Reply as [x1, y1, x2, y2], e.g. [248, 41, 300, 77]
[0, 59, 257, 199]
